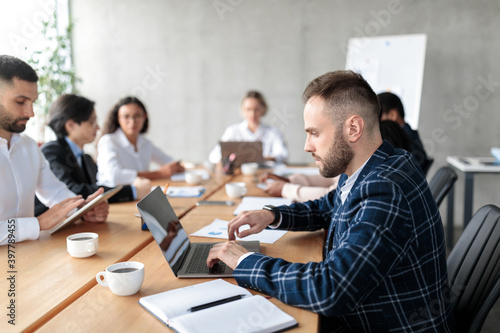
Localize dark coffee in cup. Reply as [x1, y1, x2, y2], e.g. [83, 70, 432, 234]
[72, 237, 93, 241]
[111, 268, 138, 274]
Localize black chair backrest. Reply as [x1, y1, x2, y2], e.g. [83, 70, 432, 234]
[422, 156, 434, 176]
[447, 205, 500, 333]
[428, 166, 457, 207]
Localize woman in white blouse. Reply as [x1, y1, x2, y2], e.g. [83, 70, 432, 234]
[208, 91, 288, 164]
[97, 96, 184, 187]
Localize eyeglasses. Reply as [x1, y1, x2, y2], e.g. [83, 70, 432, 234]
[119, 114, 145, 122]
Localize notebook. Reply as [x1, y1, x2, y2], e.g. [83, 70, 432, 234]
[219, 141, 263, 167]
[137, 187, 260, 278]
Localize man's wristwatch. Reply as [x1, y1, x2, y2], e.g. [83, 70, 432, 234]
[263, 205, 280, 226]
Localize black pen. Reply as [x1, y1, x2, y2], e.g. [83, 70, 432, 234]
[188, 294, 246, 312]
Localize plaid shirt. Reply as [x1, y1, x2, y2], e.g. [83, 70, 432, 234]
[234, 141, 455, 332]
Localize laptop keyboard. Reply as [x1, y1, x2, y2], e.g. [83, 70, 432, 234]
[186, 244, 227, 274]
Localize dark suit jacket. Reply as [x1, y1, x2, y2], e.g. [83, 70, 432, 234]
[35, 137, 134, 216]
[402, 123, 430, 173]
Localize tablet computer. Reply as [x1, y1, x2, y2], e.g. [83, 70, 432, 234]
[49, 185, 123, 234]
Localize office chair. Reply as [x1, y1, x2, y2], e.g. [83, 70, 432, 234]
[447, 204, 500, 333]
[428, 166, 458, 207]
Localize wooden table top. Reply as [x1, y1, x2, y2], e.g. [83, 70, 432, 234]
[0, 175, 230, 332]
[2, 170, 323, 332]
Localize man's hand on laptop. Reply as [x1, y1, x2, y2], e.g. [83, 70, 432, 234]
[38, 196, 84, 230]
[206, 241, 248, 270]
[227, 210, 275, 240]
[81, 188, 109, 223]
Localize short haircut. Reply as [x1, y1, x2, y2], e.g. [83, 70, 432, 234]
[0, 55, 38, 85]
[302, 70, 380, 131]
[242, 90, 268, 116]
[102, 96, 149, 135]
[378, 92, 405, 119]
[380, 120, 411, 151]
[48, 94, 95, 137]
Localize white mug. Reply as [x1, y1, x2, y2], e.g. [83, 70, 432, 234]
[96, 261, 144, 296]
[185, 171, 202, 185]
[67, 232, 99, 258]
[225, 182, 248, 198]
[241, 162, 259, 176]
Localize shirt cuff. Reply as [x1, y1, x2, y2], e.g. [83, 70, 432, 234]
[20, 218, 41, 241]
[237, 252, 255, 267]
[131, 186, 137, 200]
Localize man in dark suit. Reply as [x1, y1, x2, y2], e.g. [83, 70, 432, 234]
[377, 92, 431, 174]
[35, 94, 150, 216]
[207, 71, 454, 332]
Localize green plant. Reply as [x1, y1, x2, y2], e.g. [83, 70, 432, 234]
[27, 10, 79, 117]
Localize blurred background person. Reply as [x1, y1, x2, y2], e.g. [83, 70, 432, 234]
[378, 92, 430, 173]
[208, 90, 288, 164]
[97, 96, 184, 187]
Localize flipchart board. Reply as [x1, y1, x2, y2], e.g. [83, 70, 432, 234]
[345, 34, 427, 129]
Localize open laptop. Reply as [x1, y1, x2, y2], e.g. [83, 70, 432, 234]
[137, 187, 260, 278]
[219, 141, 263, 167]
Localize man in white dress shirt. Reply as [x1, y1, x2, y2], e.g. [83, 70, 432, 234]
[0, 55, 108, 246]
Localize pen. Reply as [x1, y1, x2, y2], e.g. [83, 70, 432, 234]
[163, 183, 170, 195]
[188, 294, 246, 312]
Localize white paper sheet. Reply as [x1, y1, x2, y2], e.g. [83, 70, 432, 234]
[191, 218, 287, 244]
[152, 186, 205, 197]
[272, 165, 320, 177]
[233, 196, 292, 216]
[170, 170, 210, 182]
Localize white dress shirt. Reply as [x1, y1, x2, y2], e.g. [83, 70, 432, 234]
[1, 134, 76, 245]
[97, 129, 173, 186]
[208, 121, 288, 164]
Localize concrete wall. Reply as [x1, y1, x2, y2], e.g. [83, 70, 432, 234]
[2, 0, 499, 226]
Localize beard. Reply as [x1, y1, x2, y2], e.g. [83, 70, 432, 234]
[314, 129, 354, 178]
[0, 104, 29, 133]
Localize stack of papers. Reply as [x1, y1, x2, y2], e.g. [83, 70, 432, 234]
[233, 196, 292, 216]
[191, 218, 287, 244]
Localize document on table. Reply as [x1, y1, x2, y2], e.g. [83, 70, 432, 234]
[170, 170, 210, 182]
[191, 218, 287, 244]
[233, 196, 292, 216]
[272, 165, 319, 177]
[153, 186, 205, 197]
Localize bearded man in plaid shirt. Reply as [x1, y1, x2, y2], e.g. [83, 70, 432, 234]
[207, 70, 455, 332]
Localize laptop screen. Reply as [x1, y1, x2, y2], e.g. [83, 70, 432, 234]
[219, 141, 263, 166]
[137, 187, 190, 275]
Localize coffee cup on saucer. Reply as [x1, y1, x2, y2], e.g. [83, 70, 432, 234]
[241, 162, 259, 176]
[67, 232, 99, 258]
[96, 261, 145, 296]
[225, 182, 247, 198]
[185, 171, 203, 185]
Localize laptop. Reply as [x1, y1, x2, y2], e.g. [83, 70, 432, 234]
[137, 187, 260, 278]
[219, 141, 263, 167]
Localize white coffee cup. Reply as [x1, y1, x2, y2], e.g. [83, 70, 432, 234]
[241, 162, 259, 176]
[225, 182, 247, 198]
[67, 232, 99, 258]
[96, 261, 144, 296]
[185, 171, 202, 185]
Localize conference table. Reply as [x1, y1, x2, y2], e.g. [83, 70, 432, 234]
[1, 169, 323, 332]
